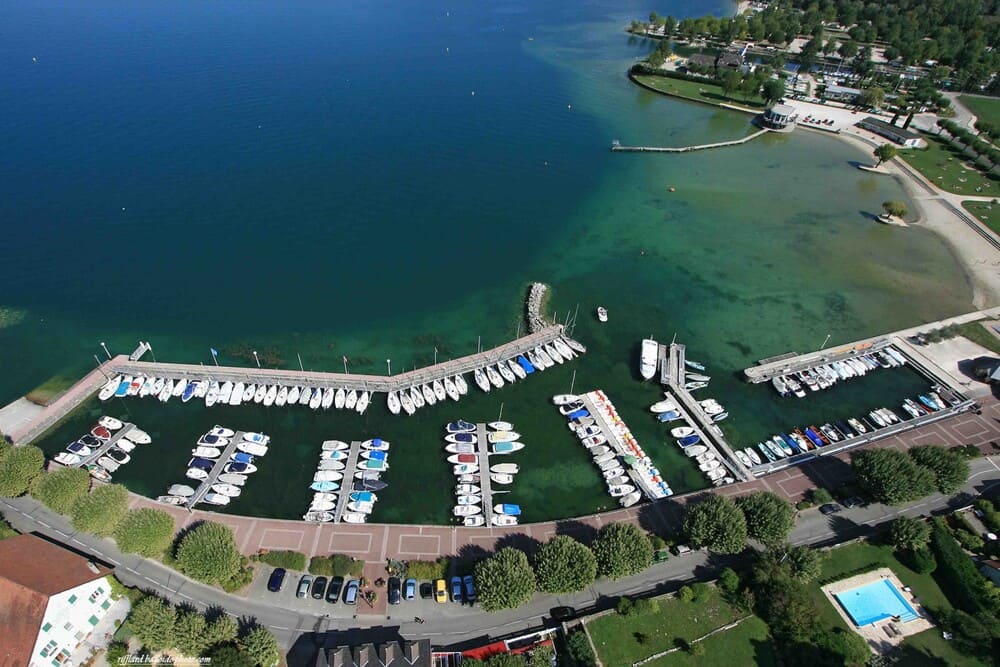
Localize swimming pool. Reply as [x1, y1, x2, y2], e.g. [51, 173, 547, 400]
[834, 579, 919, 626]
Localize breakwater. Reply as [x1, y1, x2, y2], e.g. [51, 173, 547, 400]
[525, 282, 550, 333]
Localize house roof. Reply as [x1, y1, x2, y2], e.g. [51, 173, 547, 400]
[0, 534, 112, 667]
[321, 640, 431, 667]
[858, 116, 920, 141]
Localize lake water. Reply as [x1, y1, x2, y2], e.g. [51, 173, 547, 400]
[1, 0, 973, 523]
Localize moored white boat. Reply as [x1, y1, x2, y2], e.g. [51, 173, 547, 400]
[552, 394, 579, 405]
[387, 391, 401, 415]
[443, 376, 460, 401]
[334, 388, 346, 409]
[355, 391, 370, 414]
[211, 483, 242, 497]
[473, 368, 490, 392]
[54, 452, 81, 466]
[191, 446, 221, 459]
[640, 338, 659, 380]
[322, 440, 350, 451]
[303, 511, 335, 522]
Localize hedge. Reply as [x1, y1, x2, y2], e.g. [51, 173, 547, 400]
[930, 518, 998, 615]
[404, 558, 450, 580]
[309, 554, 364, 577]
[256, 550, 306, 571]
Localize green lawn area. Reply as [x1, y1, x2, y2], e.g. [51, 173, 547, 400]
[646, 616, 777, 667]
[586, 587, 747, 666]
[25, 375, 77, 406]
[962, 199, 1000, 236]
[810, 542, 986, 667]
[633, 74, 766, 109]
[959, 95, 1000, 129]
[898, 134, 1000, 197]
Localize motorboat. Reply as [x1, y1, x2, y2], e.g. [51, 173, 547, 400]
[311, 480, 339, 492]
[182, 381, 198, 403]
[446, 443, 476, 454]
[66, 442, 92, 456]
[485, 366, 504, 389]
[487, 431, 519, 443]
[608, 484, 635, 497]
[563, 336, 586, 355]
[706, 468, 727, 481]
[847, 417, 868, 434]
[650, 400, 677, 413]
[217, 473, 247, 486]
[309, 500, 336, 512]
[298, 386, 312, 406]
[198, 434, 228, 447]
[91, 425, 112, 441]
[455, 483, 481, 495]
[526, 349, 545, 370]
[355, 470, 383, 481]
[456, 495, 482, 505]
[275, 386, 288, 406]
[552, 394, 579, 406]
[488, 420, 514, 431]
[357, 459, 388, 471]
[243, 432, 269, 445]
[670, 426, 695, 438]
[132, 376, 149, 396]
[203, 493, 231, 506]
[598, 458, 620, 471]
[360, 450, 387, 461]
[210, 425, 236, 438]
[491, 472, 514, 485]
[191, 446, 221, 459]
[315, 470, 343, 481]
[323, 440, 350, 451]
[473, 368, 490, 392]
[321, 388, 335, 410]
[400, 391, 416, 415]
[683, 444, 708, 457]
[54, 452, 81, 466]
[309, 388, 323, 410]
[304, 511, 335, 522]
[453, 505, 482, 517]
[619, 492, 641, 508]
[819, 424, 842, 442]
[189, 456, 216, 470]
[677, 434, 701, 448]
[98, 416, 123, 431]
[448, 453, 477, 465]
[238, 442, 268, 456]
[464, 515, 486, 527]
[314, 492, 338, 503]
[744, 448, 763, 465]
[362, 438, 390, 451]
[444, 376, 460, 401]
[446, 433, 477, 444]
[447, 420, 477, 433]
[205, 382, 221, 407]
[410, 386, 425, 409]
[171, 379, 187, 399]
[735, 451, 752, 467]
[656, 411, 681, 422]
[347, 500, 374, 514]
[318, 460, 345, 471]
[686, 373, 711, 382]
[868, 411, 887, 428]
[97, 376, 120, 401]
[387, 391, 401, 415]
[353, 478, 388, 491]
[107, 446, 130, 462]
[453, 464, 480, 475]
[490, 463, 519, 474]
[230, 452, 255, 464]
[333, 388, 345, 409]
[560, 402, 585, 415]
[606, 475, 629, 485]
[224, 462, 256, 474]
[211, 483, 242, 497]
[593, 452, 616, 464]
[157, 496, 187, 506]
[349, 491, 377, 504]
[597, 306, 608, 322]
[711, 412, 729, 423]
[601, 467, 625, 479]
[581, 435, 607, 448]
[492, 515, 518, 526]
[263, 385, 278, 407]
[287, 386, 301, 404]
[148, 377, 165, 397]
[79, 434, 101, 447]
[494, 503, 521, 516]
[639, 338, 659, 380]
[491, 441, 524, 454]
[114, 376, 132, 398]
[186, 468, 209, 480]
[97, 456, 120, 472]
[570, 416, 595, 428]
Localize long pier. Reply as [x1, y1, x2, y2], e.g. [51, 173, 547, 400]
[661, 342, 751, 482]
[188, 430, 244, 508]
[577, 392, 662, 500]
[476, 424, 495, 527]
[73, 423, 136, 468]
[331, 441, 363, 524]
[611, 129, 769, 154]
[105, 325, 574, 395]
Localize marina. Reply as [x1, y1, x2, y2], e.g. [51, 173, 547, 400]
[179, 428, 265, 509]
[54, 418, 144, 482]
[444, 419, 524, 527]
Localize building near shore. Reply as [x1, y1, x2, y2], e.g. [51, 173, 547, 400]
[761, 103, 798, 129]
[823, 84, 862, 103]
[0, 534, 115, 667]
[856, 117, 923, 148]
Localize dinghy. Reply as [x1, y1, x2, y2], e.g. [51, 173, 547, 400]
[157, 496, 187, 506]
[464, 515, 486, 527]
[323, 440, 349, 451]
[552, 394, 579, 405]
[191, 446, 221, 458]
[217, 473, 247, 486]
[303, 511, 334, 522]
[490, 463, 519, 475]
[491, 441, 524, 454]
[488, 420, 514, 431]
[362, 438, 390, 451]
[211, 483, 241, 497]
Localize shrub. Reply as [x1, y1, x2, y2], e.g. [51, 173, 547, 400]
[0, 516, 18, 540]
[688, 641, 705, 656]
[591, 522, 654, 579]
[718, 567, 740, 596]
[909, 445, 970, 494]
[953, 444, 981, 459]
[954, 529, 985, 552]
[648, 533, 667, 550]
[678, 585, 694, 602]
[309, 554, 363, 577]
[691, 582, 712, 603]
[930, 518, 998, 614]
[114, 508, 176, 557]
[975, 499, 1000, 533]
[31, 467, 90, 514]
[633, 597, 659, 615]
[809, 488, 834, 505]
[684, 495, 748, 554]
[0, 445, 44, 497]
[907, 547, 937, 574]
[474, 547, 536, 612]
[174, 522, 243, 586]
[70, 483, 129, 536]
[256, 550, 306, 571]
[105, 641, 129, 664]
[615, 597, 634, 615]
[222, 560, 255, 593]
[404, 558, 449, 580]
[534, 535, 597, 594]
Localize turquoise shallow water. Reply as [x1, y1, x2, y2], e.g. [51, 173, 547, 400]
[3, 0, 975, 522]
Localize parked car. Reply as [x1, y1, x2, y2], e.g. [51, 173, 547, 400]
[311, 576, 328, 599]
[450, 576, 463, 603]
[434, 578, 447, 604]
[266, 568, 286, 593]
[296, 575, 313, 599]
[326, 576, 344, 603]
[462, 575, 475, 602]
[420, 582, 433, 599]
[404, 578, 417, 601]
[343, 579, 360, 605]
[842, 496, 864, 509]
[550, 606, 576, 622]
[820, 503, 842, 515]
[388, 577, 402, 605]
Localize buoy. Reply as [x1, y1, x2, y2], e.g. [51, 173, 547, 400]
[669, 186, 676, 192]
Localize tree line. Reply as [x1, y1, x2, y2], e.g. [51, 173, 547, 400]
[937, 118, 1000, 172]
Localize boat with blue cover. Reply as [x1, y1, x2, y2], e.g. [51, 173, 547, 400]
[350, 491, 377, 502]
[230, 452, 254, 464]
[491, 441, 524, 454]
[494, 503, 521, 516]
[677, 434, 701, 447]
[516, 355, 535, 373]
[656, 411, 681, 422]
[188, 457, 215, 470]
[114, 378, 131, 397]
[362, 450, 387, 461]
[803, 428, 824, 448]
[446, 432, 477, 444]
[181, 382, 196, 402]
[447, 420, 477, 433]
[918, 395, 938, 411]
[311, 480, 339, 492]
[781, 433, 801, 454]
[566, 408, 589, 420]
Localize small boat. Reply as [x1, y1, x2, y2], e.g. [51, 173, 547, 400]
[455, 484, 481, 495]
[217, 473, 247, 486]
[597, 306, 608, 322]
[409, 386, 425, 409]
[322, 440, 349, 451]
[446, 433, 477, 444]
[684, 444, 708, 457]
[454, 374, 469, 394]
[287, 385, 301, 404]
[819, 424, 842, 442]
[487, 431, 520, 443]
[453, 505, 482, 517]
[527, 349, 545, 370]
[570, 415, 595, 427]
[263, 384, 278, 407]
[229, 381, 245, 406]
[241, 383, 255, 402]
[847, 417, 868, 434]
[494, 503, 521, 516]
[448, 453, 478, 464]
[97, 456, 120, 472]
[706, 468, 726, 481]
[313, 492, 338, 503]
[353, 478, 388, 491]
[456, 495, 482, 505]
[432, 379, 447, 402]
[589, 445, 610, 456]
[735, 450, 752, 467]
[97, 376, 120, 401]
[497, 362, 517, 384]
[91, 425, 112, 441]
[444, 376, 460, 401]
[201, 493, 231, 506]
[205, 382, 221, 407]
[744, 448, 763, 465]
[157, 496, 187, 506]
[345, 389, 359, 410]
[491, 441, 524, 454]
[686, 373, 711, 382]
[186, 468, 209, 480]
[711, 412, 728, 423]
[357, 459, 388, 471]
[650, 400, 677, 414]
[639, 338, 659, 380]
[491, 472, 514, 485]
[507, 358, 527, 380]
[445, 443, 476, 454]
[552, 394, 579, 406]
[304, 511, 335, 522]
[868, 411, 887, 428]
[350, 491, 377, 503]
[399, 391, 416, 415]
[311, 480, 339, 492]
[114, 376, 132, 398]
[198, 434, 228, 447]
[148, 377, 164, 397]
[191, 446, 221, 459]
[333, 388, 345, 409]
[473, 368, 491, 392]
[677, 434, 701, 448]
[593, 451, 616, 464]
[387, 391, 401, 415]
[447, 420, 477, 433]
[560, 402, 585, 415]
[619, 491, 641, 508]
[188, 456, 215, 470]
[418, 383, 435, 406]
[544, 343, 565, 364]
[314, 470, 342, 481]
[361, 450, 387, 461]
[66, 442, 92, 456]
[224, 462, 256, 474]
[238, 442, 268, 456]
[489, 420, 514, 431]
[254, 383, 268, 404]
[362, 438, 390, 451]
[492, 515, 519, 526]
[347, 501, 374, 514]
[581, 435, 607, 448]
[98, 416, 123, 431]
[298, 386, 312, 406]
[321, 387, 335, 410]
[490, 463, 519, 475]
[608, 484, 635, 497]
[309, 388, 323, 410]
[78, 434, 101, 447]
[656, 411, 682, 422]
[464, 515, 486, 527]
[230, 452, 255, 464]
[317, 460, 345, 471]
[355, 391, 371, 414]
[598, 458, 620, 471]
[453, 463, 480, 475]
[182, 381, 199, 403]
[670, 426, 695, 438]
[341, 512, 367, 524]
[485, 366, 504, 389]
[54, 452, 81, 466]
[211, 483, 242, 497]
[243, 432, 269, 445]
[553, 339, 574, 359]
[309, 500, 336, 512]
[601, 467, 625, 479]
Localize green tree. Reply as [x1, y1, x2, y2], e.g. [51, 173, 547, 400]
[591, 522, 654, 579]
[684, 495, 748, 554]
[205, 644, 254, 667]
[526, 646, 555, 667]
[852, 448, 934, 504]
[909, 445, 970, 494]
[762, 78, 786, 104]
[202, 615, 240, 650]
[174, 609, 208, 656]
[534, 535, 596, 594]
[838, 39, 859, 59]
[30, 467, 90, 514]
[890, 516, 932, 552]
[239, 626, 281, 667]
[873, 143, 897, 166]
[782, 545, 826, 582]
[0, 445, 44, 497]
[808, 488, 834, 505]
[562, 629, 597, 667]
[721, 69, 743, 98]
[881, 200, 908, 218]
[718, 567, 740, 596]
[175, 521, 243, 585]
[859, 86, 886, 108]
[737, 491, 795, 546]
[114, 508, 176, 557]
[70, 483, 129, 536]
[129, 596, 177, 651]
[474, 547, 536, 612]
[664, 16, 677, 36]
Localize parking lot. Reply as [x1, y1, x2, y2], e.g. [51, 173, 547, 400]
[245, 566, 479, 621]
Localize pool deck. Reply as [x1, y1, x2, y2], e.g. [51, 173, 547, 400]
[821, 567, 933, 653]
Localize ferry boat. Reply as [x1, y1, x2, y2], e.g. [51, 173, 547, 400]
[640, 338, 658, 380]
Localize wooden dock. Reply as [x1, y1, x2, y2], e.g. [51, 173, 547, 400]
[577, 392, 661, 500]
[611, 129, 769, 154]
[73, 423, 136, 468]
[331, 441, 364, 524]
[476, 423, 495, 527]
[188, 430, 244, 508]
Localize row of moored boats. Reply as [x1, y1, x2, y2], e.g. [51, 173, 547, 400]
[771, 346, 908, 398]
[54, 417, 150, 483]
[156, 426, 269, 507]
[650, 397, 735, 486]
[305, 438, 390, 523]
[446, 420, 523, 526]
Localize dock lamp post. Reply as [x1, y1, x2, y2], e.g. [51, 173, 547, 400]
[252, 350, 261, 368]
[820, 333, 832, 350]
[100, 341, 111, 360]
[386, 359, 391, 376]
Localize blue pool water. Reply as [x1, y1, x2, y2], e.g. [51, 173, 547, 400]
[835, 579, 919, 626]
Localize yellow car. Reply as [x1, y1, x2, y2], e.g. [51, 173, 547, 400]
[434, 578, 447, 604]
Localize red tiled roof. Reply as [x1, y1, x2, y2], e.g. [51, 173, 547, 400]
[0, 535, 112, 667]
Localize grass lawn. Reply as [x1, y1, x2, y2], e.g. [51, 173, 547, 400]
[959, 95, 1000, 129]
[962, 199, 1000, 236]
[810, 541, 986, 667]
[646, 615, 777, 667]
[956, 321, 1000, 356]
[25, 375, 77, 406]
[586, 587, 744, 666]
[898, 134, 1000, 197]
[634, 74, 766, 109]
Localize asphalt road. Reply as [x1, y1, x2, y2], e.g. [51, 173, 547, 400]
[3, 455, 998, 662]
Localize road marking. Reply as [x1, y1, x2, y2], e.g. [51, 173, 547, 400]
[71, 539, 85, 546]
[37, 520, 50, 528]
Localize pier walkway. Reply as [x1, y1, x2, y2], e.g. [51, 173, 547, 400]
[188, 430, 245, 508]
[611, 129, 769, 154]
[578, 392, 661, 500]
[476, 424, 495, 527]
[661, 343, 751, 482]
[73, 423, 136, 469]
[331, 441, 363, 524]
